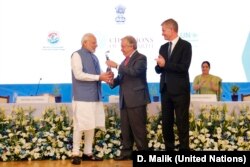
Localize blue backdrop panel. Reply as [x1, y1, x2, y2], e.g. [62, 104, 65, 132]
[0, 83, 249, 103]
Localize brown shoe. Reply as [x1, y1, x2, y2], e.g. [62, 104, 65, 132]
[82, 154, 103, 161]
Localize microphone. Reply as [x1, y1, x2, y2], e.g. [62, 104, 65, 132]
[105, 50, 111, 72]
[35, 78, 42, 95]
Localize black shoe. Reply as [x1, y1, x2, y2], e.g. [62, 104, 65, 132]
[82, 154, 103, 161]
[71, 156, 81, 165]
[166, 146, 175, 151]
[114, 153, 132, 161]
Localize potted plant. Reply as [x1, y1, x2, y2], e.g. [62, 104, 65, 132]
[53, 85, 62, 103]
[230, 84, 239, 101]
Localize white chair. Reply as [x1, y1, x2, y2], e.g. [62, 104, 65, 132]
[0, 95, 10, 103]
[241, 94, 250, 101]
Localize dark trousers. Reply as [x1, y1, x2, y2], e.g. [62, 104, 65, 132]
[120, 105, 148, 154]
[161, 90, 190, 150]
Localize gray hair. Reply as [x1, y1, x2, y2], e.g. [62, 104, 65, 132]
[122, 35, 137, 49]
[81, 33, 95, 45]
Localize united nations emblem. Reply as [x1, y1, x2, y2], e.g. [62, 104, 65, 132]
[115, 5, 126, 23]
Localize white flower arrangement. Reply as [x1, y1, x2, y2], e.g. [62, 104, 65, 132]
[0, 103, 250, 161]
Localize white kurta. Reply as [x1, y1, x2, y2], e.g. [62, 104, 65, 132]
[72, 101, 105, 131]
[71, 52, 105, 131]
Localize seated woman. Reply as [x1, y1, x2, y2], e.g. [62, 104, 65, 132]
[193, 61, 222, 97]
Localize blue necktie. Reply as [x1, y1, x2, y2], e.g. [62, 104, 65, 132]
[168, 42, 172, 59]
[91, 55, 100, 74]
[90, 55, 101, 100]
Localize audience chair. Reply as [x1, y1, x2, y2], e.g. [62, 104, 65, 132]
[241, 94, 250, 101]
[0, 95, 10, 103]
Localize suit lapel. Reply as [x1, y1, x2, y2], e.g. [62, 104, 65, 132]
[170, 38, 182, 57]
[126, 51, 138, 66]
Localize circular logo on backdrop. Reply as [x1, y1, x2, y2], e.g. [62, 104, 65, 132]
[42, 31, 64, 51]
[47, 32, 59, 44]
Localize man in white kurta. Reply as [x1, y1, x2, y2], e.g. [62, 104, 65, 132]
[71, 33, 113, 165]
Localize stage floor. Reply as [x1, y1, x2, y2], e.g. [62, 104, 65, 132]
[0, 159, 132, 167]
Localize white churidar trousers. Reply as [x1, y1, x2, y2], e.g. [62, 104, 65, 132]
[72, 101, 105, 155]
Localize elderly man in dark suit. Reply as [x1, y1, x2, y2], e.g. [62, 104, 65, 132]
[106, 35, 151, 160]
[155, 18, 192, 151]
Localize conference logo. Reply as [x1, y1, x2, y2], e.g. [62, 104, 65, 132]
[180, 32, 199, 47]
[42, 31, 65, 51]
[180, 32, 198, 42]
[47, 32, 59, 44]
[115, 5, 126, 24]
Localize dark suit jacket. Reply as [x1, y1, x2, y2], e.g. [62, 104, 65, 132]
[155, 38, 192, 95]
[111, 51, 151, 109]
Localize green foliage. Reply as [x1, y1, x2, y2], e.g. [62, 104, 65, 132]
[52, 85, 61, 96]
[230, 84, 240, 94]
[1, 103, 250, 161]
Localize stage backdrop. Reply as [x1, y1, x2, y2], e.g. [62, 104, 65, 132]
[0, 0, 250, 102]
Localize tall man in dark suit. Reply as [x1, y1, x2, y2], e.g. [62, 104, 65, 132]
[106, 35, 151, 160]
[155, 19, 192, 151]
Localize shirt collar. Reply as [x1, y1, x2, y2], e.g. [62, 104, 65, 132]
[128, 50, 137, 58]
[170, 36, 179, 50]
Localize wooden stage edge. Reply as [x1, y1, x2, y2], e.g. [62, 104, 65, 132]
[0, 159, 133, 167]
